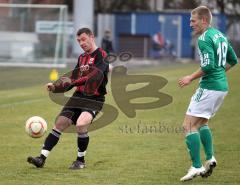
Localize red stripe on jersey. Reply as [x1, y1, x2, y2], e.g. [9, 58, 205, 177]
[82, 55, 87, 66]
[74, 48, 108, 96]
[98, 48, 107, 58]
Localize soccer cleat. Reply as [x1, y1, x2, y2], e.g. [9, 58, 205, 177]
[27, 156, 45, 168]
[69, 160, 86, 170]
[201, 156, 217, 178]
[180, 166, 205, 181]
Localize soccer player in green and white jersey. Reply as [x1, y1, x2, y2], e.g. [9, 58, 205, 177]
[178, 6, 238, 182]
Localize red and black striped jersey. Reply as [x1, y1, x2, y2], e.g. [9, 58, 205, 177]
[71, 48, 109, 96]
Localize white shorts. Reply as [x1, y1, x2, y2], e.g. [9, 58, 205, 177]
[186, 88, 228, 119]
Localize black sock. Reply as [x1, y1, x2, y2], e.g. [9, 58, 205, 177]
[77, 133, 89, 162]
[41, 129, 61, 159]
[40, 154, 47, 160]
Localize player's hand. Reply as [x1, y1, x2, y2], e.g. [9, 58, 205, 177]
[46, 83, 55, 92]
[178, 75, 192, 88]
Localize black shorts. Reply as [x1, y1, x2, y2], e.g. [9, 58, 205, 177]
[58, 91, 105, 125]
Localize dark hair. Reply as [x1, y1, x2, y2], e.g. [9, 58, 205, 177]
[76, 27, 93, 36]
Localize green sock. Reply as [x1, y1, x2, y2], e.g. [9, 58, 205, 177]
[185, 132, 202, 168]
[199, 125, 213, 160]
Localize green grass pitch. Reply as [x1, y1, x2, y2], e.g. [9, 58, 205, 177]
[0, 63, 239, 185]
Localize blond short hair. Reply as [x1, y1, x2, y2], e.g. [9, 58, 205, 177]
[191, 6, 212, 24]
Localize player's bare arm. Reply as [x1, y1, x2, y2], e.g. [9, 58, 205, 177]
[178, 68, 205, 88]
[225, 63, 233, 72]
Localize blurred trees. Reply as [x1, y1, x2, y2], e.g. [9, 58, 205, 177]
[63, 0, 240, 31]
[164, 0, 240, 29]
[63, 0, 240, 19]
[164, 0, 198, 9]
[214, 0, 240, 29]
[95, 0, 151, 13]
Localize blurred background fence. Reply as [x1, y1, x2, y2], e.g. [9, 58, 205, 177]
[0, 0, 239, 68]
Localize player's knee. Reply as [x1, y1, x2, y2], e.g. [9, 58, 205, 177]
[54, 116, 71, 132]
[76, 124, 88, 133]
[76, 119, 91, 133]
[182, 122, 197, 134]
[182, 124, 189, 134]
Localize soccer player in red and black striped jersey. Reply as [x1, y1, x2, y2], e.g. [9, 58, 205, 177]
[27, 27, 109, 169]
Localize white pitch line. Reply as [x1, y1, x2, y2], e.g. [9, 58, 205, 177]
[0, 98, 46, 108]
[0, 92, 32, 98]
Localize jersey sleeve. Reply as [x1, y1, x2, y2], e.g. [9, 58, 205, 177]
[70, 56, 88, 86]
[72, 51, 109, 86]
[51, 57, 81, 93]
[226, 42, 238, 66]
[94, 51, 109, 73]
[71, 56, 80, 81]
[198, 36, 215, 73]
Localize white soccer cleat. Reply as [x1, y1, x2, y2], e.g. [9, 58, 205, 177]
[180, 166, 205, 182]
[201, 156, 217, 178]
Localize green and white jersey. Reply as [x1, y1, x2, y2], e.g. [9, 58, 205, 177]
[197, 27, 238, 91]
